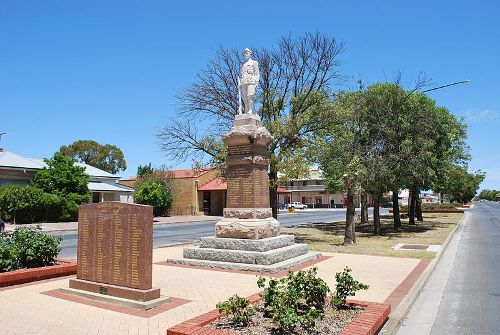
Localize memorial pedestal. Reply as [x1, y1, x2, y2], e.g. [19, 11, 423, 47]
[168, 114, 321, 273]
[64, 203, 169, 310]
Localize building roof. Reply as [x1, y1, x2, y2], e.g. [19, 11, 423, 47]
[88, 182, 134, 192]
[277, 187, 292, 193]
[121, 168, 212, 182]
[0, 150, 45, 170]
[198, 177, 227, 191]
[0, 150, 119, 179]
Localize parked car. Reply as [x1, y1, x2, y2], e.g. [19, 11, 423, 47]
[287, 202, 308, 210]
[278, 203, 286, 210]
[382, 201, 393, 208]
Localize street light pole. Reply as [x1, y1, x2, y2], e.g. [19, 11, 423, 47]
[422, 80, 470, 93]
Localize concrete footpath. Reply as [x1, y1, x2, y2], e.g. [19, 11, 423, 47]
[0, 245, 424, 335]
[395, 217, 464, 335]
[2, 215, 223, 233]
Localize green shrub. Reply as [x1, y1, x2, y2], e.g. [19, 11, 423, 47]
[0, 225, 61, 272]
[332, 267, 369, 308]
[400, 202, 462, 211]
[216, 294, 255, 326]
[257, 267, 330, 331]
[134, 180, 173, 216]
[0, 234, 17, 271]
[0, 185, 66, 223]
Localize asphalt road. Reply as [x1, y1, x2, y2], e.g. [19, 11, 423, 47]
[55, 208, 387, 259]
[397, 201, 500, 335]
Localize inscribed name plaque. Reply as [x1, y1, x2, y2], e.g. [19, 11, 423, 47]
[69, 202, 160, 303]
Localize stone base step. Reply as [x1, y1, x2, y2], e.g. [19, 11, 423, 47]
[167, 252, 322, 273]
[60, 288, 171, 310]
[184, 243, 308, 265]
[199, 235, 295, 252]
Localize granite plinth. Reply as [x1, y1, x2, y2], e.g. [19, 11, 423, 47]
[69, 278, 160, 302]
[199, 235, 294, 252]
[184, 243, 308, 265]
[168, 252, 322, 273]
[215, 217, 280, 239]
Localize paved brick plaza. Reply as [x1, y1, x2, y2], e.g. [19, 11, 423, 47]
[0, 245, 422, 335]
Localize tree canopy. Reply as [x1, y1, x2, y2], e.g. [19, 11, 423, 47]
[157, 32, 344, 218]
[59, 140, 127, 174]
[32, 152, 90, 220]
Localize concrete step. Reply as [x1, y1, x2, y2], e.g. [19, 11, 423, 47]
[183, 243, 309, 265]
[199, 235, 295, 252]
[168, 251, 322, 273]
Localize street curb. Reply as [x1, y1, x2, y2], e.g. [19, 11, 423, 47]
[378, 212, 467, 335]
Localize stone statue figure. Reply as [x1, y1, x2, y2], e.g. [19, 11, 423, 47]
[238, 48, 260, 114]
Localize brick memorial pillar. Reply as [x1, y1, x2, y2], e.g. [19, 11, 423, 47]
[65, 202, 168, 309]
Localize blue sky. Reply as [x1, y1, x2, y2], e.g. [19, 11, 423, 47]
[1, 1, 499, 189]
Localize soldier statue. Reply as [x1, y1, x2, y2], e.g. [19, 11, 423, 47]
[238, 48, 260, 114]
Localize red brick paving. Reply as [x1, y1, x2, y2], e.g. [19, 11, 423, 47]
[383, 259, 429, 313]
[41, 288, 191, 318]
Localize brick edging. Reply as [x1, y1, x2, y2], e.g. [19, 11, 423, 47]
[167, 294, 390, 335]
[0, 258, 77, 287]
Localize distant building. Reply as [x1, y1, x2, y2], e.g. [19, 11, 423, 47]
[120, 168, 225, 216]
[278, 169, 347, 208]
[120, 168, 292, 216]
[0, 149, 133, 203]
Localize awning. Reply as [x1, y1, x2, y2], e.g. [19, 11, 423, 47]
[88, 182, 134, 193]
[198, 178, 227, 191]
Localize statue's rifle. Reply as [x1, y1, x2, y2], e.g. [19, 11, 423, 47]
[237, 76, 243, 114]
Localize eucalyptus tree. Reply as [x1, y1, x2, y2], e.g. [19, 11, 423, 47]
[157, 33, 344, 218]
[315, 89, 372, 244]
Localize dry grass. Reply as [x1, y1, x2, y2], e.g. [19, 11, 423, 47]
[281, 213, 463, 259]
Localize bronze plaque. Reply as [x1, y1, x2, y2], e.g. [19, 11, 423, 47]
[76, 202, 153, 290]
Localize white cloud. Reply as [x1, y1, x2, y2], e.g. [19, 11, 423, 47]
[463, 108, 499, 122]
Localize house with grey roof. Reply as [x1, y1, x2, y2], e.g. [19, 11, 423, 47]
[0, 148, 133, 203]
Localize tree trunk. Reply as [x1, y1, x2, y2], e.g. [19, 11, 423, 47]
[344, 180, 356, 245]
[416, 193, 423, 221]
[408, 186, 417, 225]
[392, 189, 401, 230]
[373, 193, 381, 235]
[361, 192, 368, 224]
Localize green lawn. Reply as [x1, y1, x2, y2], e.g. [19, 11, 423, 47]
[281, 213, 463, 259]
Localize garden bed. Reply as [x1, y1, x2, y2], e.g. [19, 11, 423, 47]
[0, 259, 77, 287]
[167, 294, 390, 335]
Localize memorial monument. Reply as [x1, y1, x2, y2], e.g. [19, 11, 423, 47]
[63, 202, 169, 310]
[168, 48, 320, 272]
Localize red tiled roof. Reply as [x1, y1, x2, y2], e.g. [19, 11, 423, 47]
[198, 178, 227, 191]
[120, 169, 212, 182]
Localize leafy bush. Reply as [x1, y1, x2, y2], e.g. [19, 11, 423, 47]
[257, 267, 330, 331]
[134, 180, 173, 216]
[0, 185, 65, 223]
[400, 202, 462, 211]
[216, 294, 255, 326]
[0, 226, 61, 272]
[332, 267, 369, 308]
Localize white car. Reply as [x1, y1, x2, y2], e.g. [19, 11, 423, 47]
[287, 202, 308, 210]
